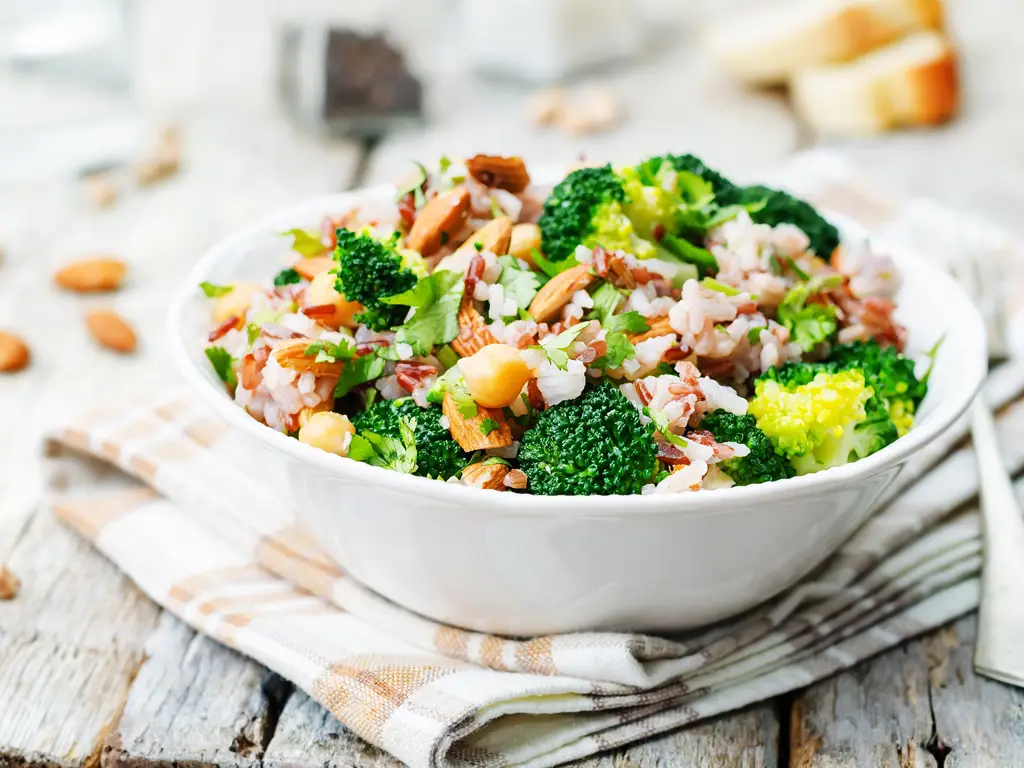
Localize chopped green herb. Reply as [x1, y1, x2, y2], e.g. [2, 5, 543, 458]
[246, 324, 260, 345]
[531, 248, 581, 279]
[348, 416, 418, 473]
[281, 228, 328, 258]
[304, 339, 356, 363]
[592, 331, 635, 369]
[747, 326, 766, 344]
[606, 311, 649, 335]
[436, 344, 460, 369]
[474, 241, 484, 252]
[786, 257, 811, 281]
[199, 281, 233, 298]
[439, 155, 452, 174]
[205, 347, 236, 388]
[273, 267, 301, 287]
[480, 417, 500, 436]
[701, 277, 740, 296]
[496, 255, 541, 311]
[395, 161, 429, 208]
[382, 270, 464, 354]
[335, 353, 386, 398]
[533, 323, 590, 370]
[481, 456, 510, 467]
[490, 196, 505, 219]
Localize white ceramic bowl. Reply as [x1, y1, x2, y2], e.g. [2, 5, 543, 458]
[168, 180, 986, 636]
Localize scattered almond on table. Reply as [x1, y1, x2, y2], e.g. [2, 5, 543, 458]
[0, 331, 30, 373]
[0, 566, 19, 600]
[85, 308, 137, 353]
[54, 256, 127, 293]
[525, 84, 624, 136]
[136, 126, 182, 186]
[83, 172, 119, 209]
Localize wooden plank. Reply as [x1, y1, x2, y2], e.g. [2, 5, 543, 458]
[0, 511, 161, 767]
[105, 613, 291, 768]
[788, 615, 1024, 768]
[577, 706, 780, 767]
[264, 691, 778, 767]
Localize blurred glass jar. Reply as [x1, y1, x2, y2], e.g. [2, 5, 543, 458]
[459, 0, 645, 83]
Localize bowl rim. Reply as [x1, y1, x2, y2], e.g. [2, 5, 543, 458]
[167, 181, 987, 516]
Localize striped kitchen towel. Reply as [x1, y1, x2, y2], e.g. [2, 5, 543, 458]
[45, 153, 1024, 768]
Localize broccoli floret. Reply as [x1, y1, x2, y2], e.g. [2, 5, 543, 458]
[717, 185, 840, 258]
[518, 382, 658, 495]
[334, 228, 418, 331]
[539, 165, 636, 262]
[660, 153, 736, 195]
[749, 368, 895, 475]
[699, 410, 794, 486]
[351, 399, 469, 480]
[828, 340, 927, 436]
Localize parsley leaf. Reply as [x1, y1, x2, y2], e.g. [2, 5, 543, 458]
[382, 270, 464, 354]
[281, 228, 328, 258]
[349, 416, 418, 474]
[586, 282, 624, 325]
[747, 326, 766, 344]
[496, 255, 540, 310]
[426, 367, 478, 418]
[439, 155, 452, 174]
[273, 267, 301, 286]
[305, 338, 356, 363]
[395, 162, 429, 208]
[532, 248, 581, 279]
[533, 323, 591, 370]
[480, 417, 500, 436]
[199, 281, 233, 298]
[777, 275, 843, 352]
[606, 311, 649, 335]
[335, 353, 386, 398]
[205, 347, 236, 388]
[592, 331, 635, 369]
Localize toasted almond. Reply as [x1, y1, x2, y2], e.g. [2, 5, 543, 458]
[526, 87, 568, 127]
[453, 217, 513, 259]
[628, 315, 676, 344]
[0, 565, 19, 600]
[406, 187, 471, 256]
[86, 309, 137, 353]
[503, 468, 528, 490]
[136, 127, 182, 186]
[451, 297, 499, 357]
[271, 338, 344, 377]
[528, 263, 595, 323]
[83, 172, 118, 209]
[509, 223, 542, 266]
[442, 392, 513, 451]
[294, 255, 336, 281]
[0, 331, 30, 373]
[466, 155, 531, 193]
[461, 462, 510, 491]
[54, 257, 126, 293]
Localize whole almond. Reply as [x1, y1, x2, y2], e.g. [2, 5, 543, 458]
[451, 297, 499, 358]
[442, 392, 513, 452]
[0, 331, 30, 373]
[55, 257, 126, 293]
[528, 263, 595, 323]
[0, 566, 19, 600]
[466, 155, 531, 193]
[406, 187, 471, 256]
[86, 309, 137, 353]
[453, 217, 513, 259]
[461, 462, 509, 491]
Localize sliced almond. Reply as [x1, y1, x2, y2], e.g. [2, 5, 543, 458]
[406, 187, 471, 256]
[528, 263, 595, 323]
[453, 217, 513, 259]
[54, 257, 126, 293]
[628, 315, 675, 345]
[271, 338, 344, 377]
[0, 565, 19, 600]
[294, 255, 336, 281]
[451, 297, 499, 357]
[0, 331, 30, 373]
[509, 223, 542, 267]
[85, 309, 137, 353]
[466, 155, 531, 193]
[461, 462, 510, 491]
[443, 392, 513, 451]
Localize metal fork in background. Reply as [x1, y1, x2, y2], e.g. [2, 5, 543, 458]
[951, 256, 1024, 688]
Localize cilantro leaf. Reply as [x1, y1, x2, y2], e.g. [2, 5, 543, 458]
[382, 270, 464, 354]
[593, 331, 635, 369]
[777, 275, 843, 352]
[199, 281, 233, 298]
[305, 339, 356, 364]
[395, 162, 429, 208]
[586, 282, 624, 326]
[281, 228, 329, 258]
[349, 416, 418, 474]
[205, 347, 236, 388]
[480, 417, 500, 436]
[747, 326, 766, 344]
[496, 255, 541, 310]
[533, 323, 591, 370]
[439, 155, 452, 173]
[606, 311, 649, 335]
[532, 248, 581, 279]
[335, 353, 386, 398]
[273, 267, 301, 286]
[426, 367, 478, 417]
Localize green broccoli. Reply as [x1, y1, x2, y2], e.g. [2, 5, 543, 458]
[635, 154, 736, 195]
[698, 410, 794, 486]
[539, 164, 661, 263]
[518, 381, 659, 495]
[749, 368, 896, 475]
[351, 398, 469, 480]
[828, 340, 927, 436]
[717, 185, 840, 258]
[334, 228, 418, 331]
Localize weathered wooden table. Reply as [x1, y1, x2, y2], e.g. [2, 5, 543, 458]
[3, 1, 1024, 763]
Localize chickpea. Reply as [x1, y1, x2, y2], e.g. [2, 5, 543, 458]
[509, 223, 542, 268]
[298, 412, 355, 456]
[307, 271, 363, 329]
[212, 282, 261, 324]
[459, 344, 531, 409]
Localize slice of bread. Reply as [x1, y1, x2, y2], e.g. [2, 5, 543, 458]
[706, 0, 944, 85]
[790, 30, 958, 136]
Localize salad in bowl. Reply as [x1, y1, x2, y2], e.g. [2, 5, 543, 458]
[199, 153, 931, 496]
